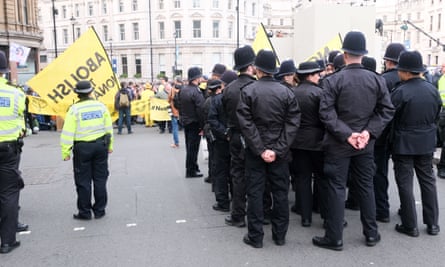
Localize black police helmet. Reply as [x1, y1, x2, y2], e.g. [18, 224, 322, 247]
[254, 50, 277, 74]
[187, 67, 202, 81]
[0, 51, 9, 73]
[383, 43, 406, 63]
[233, 45, 256, 71]
[296, 61, 322, 74]
[342, 31, 368, 56]
[211, 64, 226, 76]
[74, 80, 94, 94]
[396, 50, 426, 73]
[276, 59, 297, 78]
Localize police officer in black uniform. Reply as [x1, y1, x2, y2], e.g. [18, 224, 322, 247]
[291, 61, 326, 228]
[391, 51, 441, 237]
[237, 50, 300, 248]
[312, 31, 395, 251]
[180, 67, 205, 178]
[222, 46, 256, 227]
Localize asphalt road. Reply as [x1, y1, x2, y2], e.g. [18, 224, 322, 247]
[2, 124, 445, 267]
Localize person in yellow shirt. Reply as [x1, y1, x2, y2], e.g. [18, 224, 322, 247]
[0, 50, 25, 254]
[140, 82, 155, 127]
[60, 80, 113, 220]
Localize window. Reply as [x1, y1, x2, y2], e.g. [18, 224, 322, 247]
[417, 12, 421, 20]
[119, 24, 125, 40]
[430, 15, 433, 31]
[228, 0, 232, 9]
[62, 5, 67, 18]
[280, 19, 284, 26]
[193, 0, 200, 8]
[228, 21, 233, 39]
[119, 0, 124, 12]
[122, 55, 128, 75]
[88, 2, 94, 16]
[76, 27, 81, 39]
[436, 55, 439, 65]
[22, 0, 29, 24]
[133, 23, 139, 40]
[438, 13, 442, 30]
[159, 22, 165, 39]
[174, 21, 182, 38]
[159, 54, 166, 72]
[427, 54, 431, 66]
[75, 4, 80, 17]
[102, 0, 107, 14]
[429, 39, 432, 47]
[135, 54, 142, 75]
[174, 0, 181, 8]
[212, 53, 221, 64]
[193, 20, 201, 38]
[132, 0, 138, 11]
[416, 31, 420, 43]
[159, 0, 164, 9]
[63, 29, 68, 44]
[212, 21, 219, 38]
[383, 15, 387, 22]
[191, 53, 202, 68]
[213, 0, 219, 8]
[103, 25, 109, 41]
[244, 25, 247, 38]
[252, 3, 256, 16]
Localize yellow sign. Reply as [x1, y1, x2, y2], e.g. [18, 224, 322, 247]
[149, 98, 171, 121]
[305, 34, 343, 62]
[27, 27, 119, 115]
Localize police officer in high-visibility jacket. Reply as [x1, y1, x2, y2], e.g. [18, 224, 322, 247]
[61, 80, 113, 220]
[0, 50, 25, 254]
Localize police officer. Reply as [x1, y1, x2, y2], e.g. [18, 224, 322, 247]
[313, 31, 394, 251]
[0, 50, 25, 253]
[179, 67, 205, 178]
[61, 80, 114, 220]
[237, 50, 300, 248]
[222, 45, 256, 227]
[391, 51, 441, 237]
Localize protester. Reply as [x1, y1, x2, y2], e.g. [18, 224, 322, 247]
[237, 50, 300, 248]
[390, 51, 441, 237]
[115, 81, 133, 134]
[156, 76, 172, 134]
[60, 80, 114, 220]
[168, 76, 183, 148]
[0, 50, 25, 254]
[313, 31, 394, 251]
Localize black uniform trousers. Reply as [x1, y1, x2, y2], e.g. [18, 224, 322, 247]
[324, 152, 378, 241]
[393, 153, 439, 228]
[184, 122, 201, 175]
[213, 139, 231, 209]
[245, 149, 290, 243]
[73, 138, 109, 218]
[373, 144, 391, 218]
[291, 149, 327, 222]
[229, 131, 246, 221]
[0, 142, 21, 245]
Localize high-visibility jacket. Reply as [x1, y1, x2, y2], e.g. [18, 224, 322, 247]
[438, 74, 445, 107]
[0, 77, 25, 142]
[60, 98, 114, 159]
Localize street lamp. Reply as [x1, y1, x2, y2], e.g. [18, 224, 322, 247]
[70, 16, 76, 42]
[51, 0, 58, 57]
[173, 31, 178, 76]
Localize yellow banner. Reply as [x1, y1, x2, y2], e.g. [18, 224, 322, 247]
[131, 99, 149, 115]
[305, 34, 343, 62]
[27, 27, 119, 116]
[150, 98, 171, 121]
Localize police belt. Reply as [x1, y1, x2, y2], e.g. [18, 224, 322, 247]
[74, 135, 106, 145]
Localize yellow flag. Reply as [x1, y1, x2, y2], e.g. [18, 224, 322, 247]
[252, 23, 280, 65]
[305, 34, 343, 62]
[27, 27, 119, 116]
[130, 98, 150, 116]
[27, 95, 57, 115]
[149, 98, 171, 121]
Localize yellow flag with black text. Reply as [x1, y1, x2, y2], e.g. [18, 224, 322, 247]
[305, 34, 343, 62]
[27, 27, 119, 115]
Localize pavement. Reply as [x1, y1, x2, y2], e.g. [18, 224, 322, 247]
[2, 124, 445, 267]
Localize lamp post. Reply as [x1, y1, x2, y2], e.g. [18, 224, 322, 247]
[52, 0, 58, 57]
[70, 16, 76, 42]
[173, 31, 178, 76]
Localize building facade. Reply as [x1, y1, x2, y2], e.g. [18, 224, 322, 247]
[0, 0, 42, 84]
[38, 0, 267, 82]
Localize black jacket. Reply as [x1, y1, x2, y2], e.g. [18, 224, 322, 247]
[292, 80, 324, 151]
[222, 74, 255, 130]
[237, 76, 301, 159]
[319, 64, 395, 157]
[381, 68, 400, 92]
[208, 93, 228, 141]
[390, 77, 442, 155]
[178, 83, 205, 127]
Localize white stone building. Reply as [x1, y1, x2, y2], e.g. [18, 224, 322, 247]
[38, 0, 267, 81]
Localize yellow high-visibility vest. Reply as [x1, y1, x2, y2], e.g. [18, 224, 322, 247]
[60, 98, 114, 159]
[0, 77, 25, 142]
[438, 75, 445, 107]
